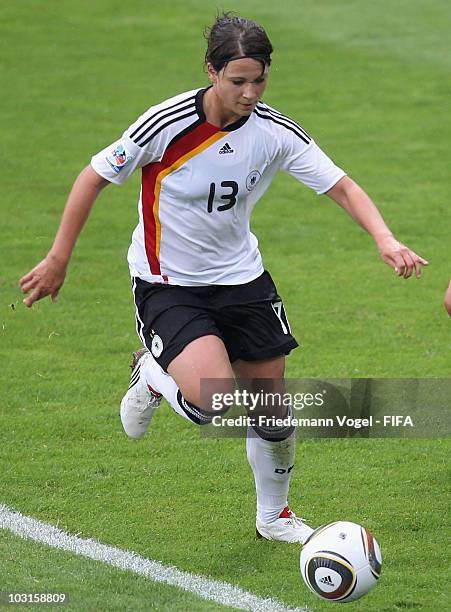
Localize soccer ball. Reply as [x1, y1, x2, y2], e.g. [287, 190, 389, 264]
[300, 521, 382, 603]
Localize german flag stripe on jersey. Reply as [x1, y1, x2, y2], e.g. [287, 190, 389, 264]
[141, 121, 227, 277]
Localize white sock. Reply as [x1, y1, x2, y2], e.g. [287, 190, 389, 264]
[246, 428, 296, 523]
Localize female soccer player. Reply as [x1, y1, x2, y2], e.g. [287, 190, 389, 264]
[19, 14, 428, 543]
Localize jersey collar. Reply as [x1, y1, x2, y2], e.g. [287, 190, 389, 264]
[195, 87, 250, 132]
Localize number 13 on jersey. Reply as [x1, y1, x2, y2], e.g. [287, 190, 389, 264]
[207, 181, 239, 213]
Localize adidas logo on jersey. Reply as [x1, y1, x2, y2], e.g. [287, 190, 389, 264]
[218, 142, 234, 154]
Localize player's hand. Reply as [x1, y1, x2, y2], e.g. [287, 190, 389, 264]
[19, 253, 67, 308]
[376, 236, 428, 279]
[444, 280, 451, 316]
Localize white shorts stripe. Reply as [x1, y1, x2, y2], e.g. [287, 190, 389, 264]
[132, 278, 147, 349]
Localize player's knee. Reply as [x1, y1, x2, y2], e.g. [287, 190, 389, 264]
[177, 375, 236, 416]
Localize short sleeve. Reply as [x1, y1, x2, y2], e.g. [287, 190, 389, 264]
[90, 110, 163, 185]
[91, 135, 152, 185]
[279, 133, 346, 195]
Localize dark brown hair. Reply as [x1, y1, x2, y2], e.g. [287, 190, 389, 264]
[204, 12, 273, 72]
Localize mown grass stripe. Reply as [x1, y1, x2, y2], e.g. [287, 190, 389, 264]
[0, 504, 311, 612]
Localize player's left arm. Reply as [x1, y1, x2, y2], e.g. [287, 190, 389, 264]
[444, 280, 451, 316]
[325, 176, 428, 279]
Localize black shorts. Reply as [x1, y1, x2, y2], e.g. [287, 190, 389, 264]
[132, 271, 298, 371]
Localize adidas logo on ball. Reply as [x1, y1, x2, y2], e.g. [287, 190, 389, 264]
[319, 575, 334, 586]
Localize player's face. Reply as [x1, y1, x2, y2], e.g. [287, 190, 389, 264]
[207, 58, 269, 120]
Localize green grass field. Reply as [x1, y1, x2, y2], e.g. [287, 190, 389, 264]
[1, 1, 450, 610]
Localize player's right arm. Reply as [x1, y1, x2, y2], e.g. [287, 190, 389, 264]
[20, 90, 199, 307]
[19, 165, 110, 307]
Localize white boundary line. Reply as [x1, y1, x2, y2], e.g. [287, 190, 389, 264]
[0, 504, 311, 612]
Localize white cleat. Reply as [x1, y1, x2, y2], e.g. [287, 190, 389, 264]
[256, 506, 314, 544]
[120, 348, 162, 439]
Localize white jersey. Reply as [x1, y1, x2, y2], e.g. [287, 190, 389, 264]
[91, 87, 345, 286]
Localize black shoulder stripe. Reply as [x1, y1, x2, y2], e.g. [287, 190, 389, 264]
[257, 104, 311, 141]
[129, 93, 196, 141]
[256, 104, 311, 141]
[132, 101, 196, 146]
[253, 109, 311, 145]
[139, 110, 198, 147]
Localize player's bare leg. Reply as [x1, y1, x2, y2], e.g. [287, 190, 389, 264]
[121, 335, 235, 436]
[167, 335, 235, 411]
